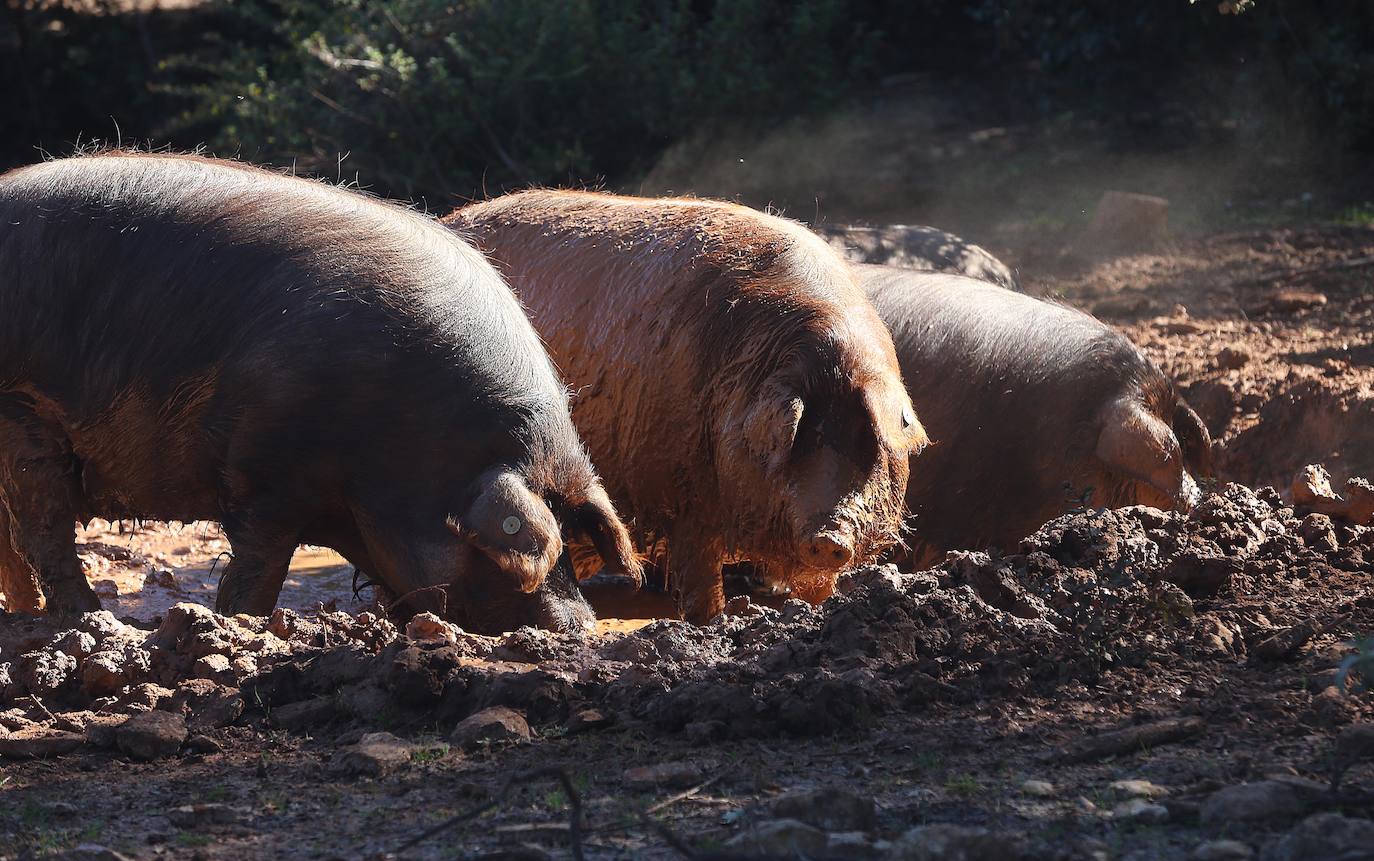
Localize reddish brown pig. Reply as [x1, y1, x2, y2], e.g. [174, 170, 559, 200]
[446, 191, 926, 623]
[859, 265, 1213, 566]
[0, 153, 639, 632]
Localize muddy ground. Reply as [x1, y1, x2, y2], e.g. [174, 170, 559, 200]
[2, 222, 1374, 861]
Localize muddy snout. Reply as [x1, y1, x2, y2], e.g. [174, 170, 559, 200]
[800, 521, 857, 568]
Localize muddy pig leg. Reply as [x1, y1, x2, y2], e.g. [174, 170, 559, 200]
[0, 495, 44, 612]
[667, 533, 727, 625]
[214, 508, 301, 616]
[0, 395, 99, 617]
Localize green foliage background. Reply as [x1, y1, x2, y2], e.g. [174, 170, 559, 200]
[2, 0, 1372, 203]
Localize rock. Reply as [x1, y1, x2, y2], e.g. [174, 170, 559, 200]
[270, 696, 338, 731]
[827, 831, 888, 860]
[81, 644, 152, 698]
[1020, 780, 1056, 798]
[1259, 812, 1374, 861]
[1113, 798, 1170, 823]
[405, 612, 463, 644]
[1216, 347, 1251, 370]
[1252, 291, 1327, 316]
[1297, 513, 1338, 553]
[191, 653, 234, 682]
[116, 710, 187, 760]
[891, 824, 1026, 860]
[1192, 839, 1255, 860]
[331, 731, 412, 778]
[450, 706, 531, 750]
[1292, 466, 1374, 525]
[84, 715, 128, 749]
[1336, 723, 1374, 763]
[1200, 781, 1305, 827]
[334, 681, 391, 719]
[0, 729, 85, 759]
[566, 707, 612, 734]
[54, 630, 97, 660]
[77, 611, 137, 642]
[121, 682, 174, 712]
[1080, 191, 1169, 255]
[1109, 779, 1169, 799]
[185, 734, 223, 754]
[622, 761, 705, 790]
[725, 819, 829, 857]
[50, 845, 138, 861]
[15, 648, 76, 695]
[167, 803, 245, 827]
[171, 679, 244, 731]
[771, 787, 877, 831]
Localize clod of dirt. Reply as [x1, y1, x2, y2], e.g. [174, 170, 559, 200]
[0, 728, 85, 759]
[1191, 840, 1255, 861]
[1292, 464, 1374, 526]
[330, 731, 413, 778]
[115, 710, 187, 760]
[622, 761, 704, 790]
[50, 845, 139, 861]
[449, 705, 530, 750]
[1259, 812, 1374, 861]
[891, 824, 1027, 861]
[1249, 290, 1328, 316]
[1200, 781, 1307, 827]
[725, 819, 830, 857]
[771, 787, 877, 832]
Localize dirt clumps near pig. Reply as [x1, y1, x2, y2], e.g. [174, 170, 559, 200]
[4, 482, 1368, 750]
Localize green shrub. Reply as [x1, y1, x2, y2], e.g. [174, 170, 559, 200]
[168, 0, 879, 203]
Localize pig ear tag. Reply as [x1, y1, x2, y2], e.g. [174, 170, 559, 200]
[502, 516, 523, 535]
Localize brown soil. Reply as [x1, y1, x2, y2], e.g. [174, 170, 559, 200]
[2, 223, 1373, 861]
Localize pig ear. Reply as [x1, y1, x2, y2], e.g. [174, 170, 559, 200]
[740, 383, 805, 464]
[568, 482, 644, 587]
[1172, 399, 1215, 480]
[1095, 398, 1187, 503]
[447, 468, 562, 594]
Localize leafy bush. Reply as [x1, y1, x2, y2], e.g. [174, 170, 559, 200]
[169, 0, 879, 203]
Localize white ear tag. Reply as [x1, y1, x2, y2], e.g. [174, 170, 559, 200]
[502, 516, 523, 535]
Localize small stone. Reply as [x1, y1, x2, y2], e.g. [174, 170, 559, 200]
[83, 715, 127, 749]
[77, 610, 136, 642]
[450, 706, 531, 750]
[0, 729, 85, 759]
[191, 653, 233, 682]
[827, 831, 888, 860]
[1192, 839, 1255, 860]
[185, 734, 223, 754]
[1336, 723, 1374, 762]
[121, 682, 174, 712]
[1260, 812, 1374, 861]
[270, 696, 338, 731]
[622, 761, 705, 790]
[166, 803, 245, 827]
[405, 612, 462, 644]
[771, 787, 877, 831]
[891, 824, 1027, 860]
[331, 731, 413, 778]
[1109, 779, 1169, 799]
[50, 844, 138, 861]
[725, 819, 829, 857]
[54, 630, 98, 659]
[1216, 347, 1251, 370]
[1113, 798, 1170, 823]
[171, 679, 244, 731]
[15, 649, 76, 696]
[1200, 781, 1305, 827]
[1020, 779, 1057, 798]
[566, 708, 612, 734]
[1298, 513, 1338, 553]
[116, 710, 187, 760]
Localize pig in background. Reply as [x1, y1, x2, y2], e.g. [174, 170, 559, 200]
[816, 223, 1022, 291]
[860, 264, 1213, 567]
[447, 190, 927, 623]
[0, 152, 637, 633]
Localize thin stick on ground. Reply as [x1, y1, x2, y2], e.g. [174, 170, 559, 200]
[392, 767, 584, 860]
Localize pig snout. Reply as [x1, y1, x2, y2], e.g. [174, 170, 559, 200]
[799, 519, 858, 569]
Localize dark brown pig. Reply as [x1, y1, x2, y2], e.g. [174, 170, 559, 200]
[0, 153, 639, 632]
[445, 191, 926, 623]
[859, 265, 1213, 566]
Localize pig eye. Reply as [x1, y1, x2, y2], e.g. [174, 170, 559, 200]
[502, 516, 523, 535]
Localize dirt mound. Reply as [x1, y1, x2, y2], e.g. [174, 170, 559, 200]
[4, 484, 1368, 750]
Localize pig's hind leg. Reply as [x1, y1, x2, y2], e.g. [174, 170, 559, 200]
[0, 394, 100, 617]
